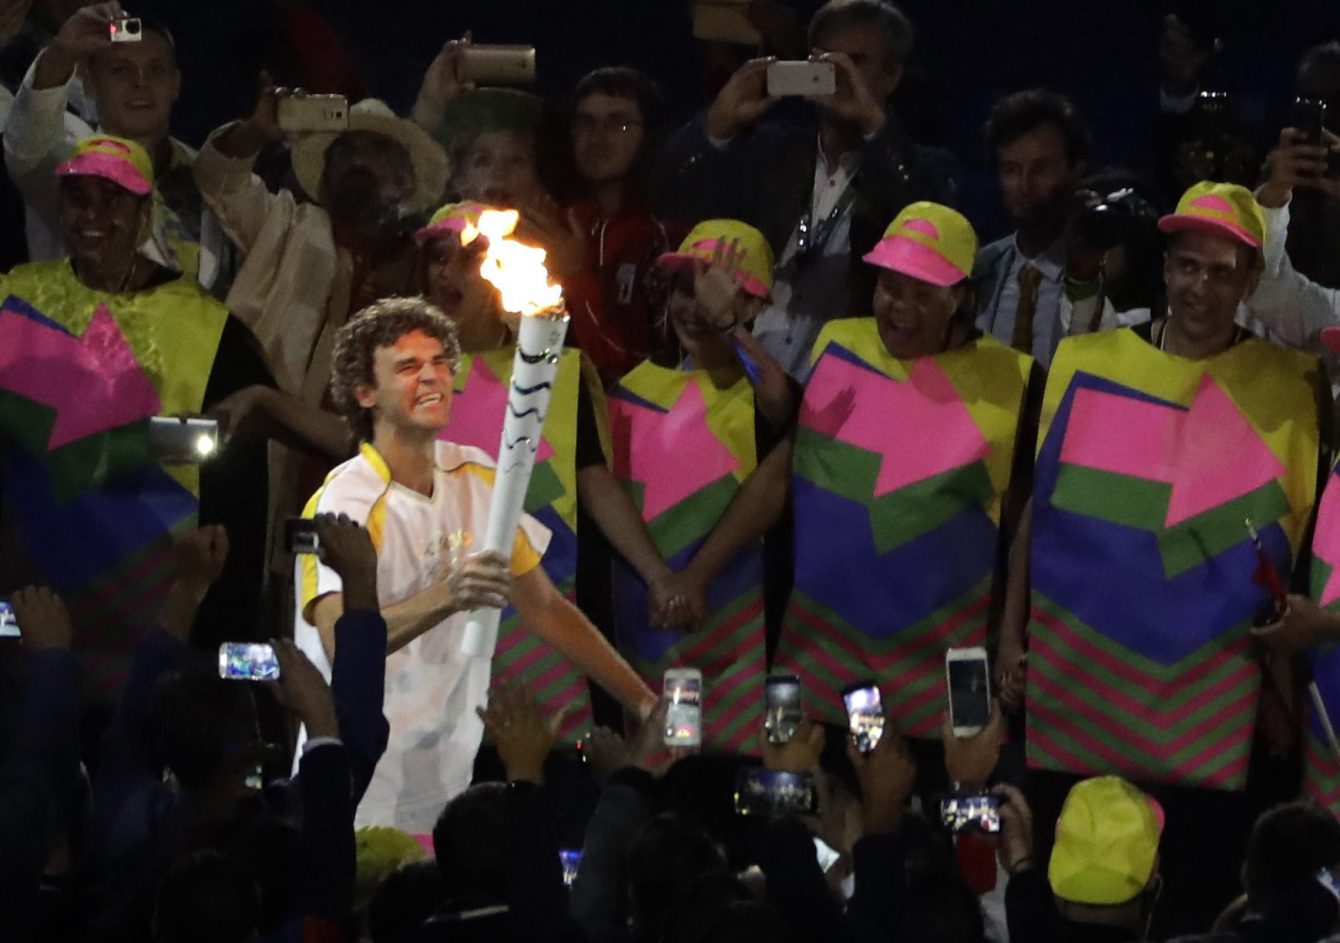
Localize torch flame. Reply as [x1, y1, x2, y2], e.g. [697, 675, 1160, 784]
[460, 209, 564, 316]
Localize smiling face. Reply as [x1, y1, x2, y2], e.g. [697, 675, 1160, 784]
[1163, 230, 1260, 347]
[666, 272, 738, 368]
[872, 268, 964, 359]
[59, 175, 149, 273]
[85, 31, 180, 143]
[355, 329, 455, 439]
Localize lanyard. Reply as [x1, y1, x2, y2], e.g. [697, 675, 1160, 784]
[794, 182, 857, 262]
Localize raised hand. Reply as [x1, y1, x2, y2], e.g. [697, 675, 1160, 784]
[761, 718, 825, 774]
[706, 58, 779, 141]
[1258, 128, 1332, 209]
[811, 51, 886, 137]
[847, 718, 916, 835]
[272, 638, 339, 739]
[10, 586, 73, 652]
[312, 513, 378, 610]
[476, 679, 562, 783]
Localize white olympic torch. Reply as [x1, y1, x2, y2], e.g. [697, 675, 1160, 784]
[459, 210, 570, 658]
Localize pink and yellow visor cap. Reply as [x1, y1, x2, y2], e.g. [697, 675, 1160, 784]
[1157, 181, 1264, 249]
[656, 219, 774, 299]
[415, 201, 496, 244]
[56, 134, 154, 196]
[863, 202, 977, 286]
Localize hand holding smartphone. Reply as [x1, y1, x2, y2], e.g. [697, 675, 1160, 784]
[278, 94, 349, 134]
[842, 681, 884, 753]
[765, 673, 802, 744]
[766, 60, 837, 97]
[664, 667, 703, 747]
[218, 642, 281, 681]
[946, 647, 992, 737]
[0, 600, 18, 639]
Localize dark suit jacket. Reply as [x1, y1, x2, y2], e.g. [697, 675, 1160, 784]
[655, 111, 959, 318]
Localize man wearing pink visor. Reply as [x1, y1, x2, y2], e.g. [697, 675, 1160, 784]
[1007, 182, 1328, 919]
[679, 203, 1038, 769]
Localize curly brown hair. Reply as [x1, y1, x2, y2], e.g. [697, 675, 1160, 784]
[329, 296, 461, 442]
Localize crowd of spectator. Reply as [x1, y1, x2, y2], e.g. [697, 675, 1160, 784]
[8, 1, 1340, 942]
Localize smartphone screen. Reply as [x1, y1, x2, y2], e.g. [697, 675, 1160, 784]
[218, 642, 281, 681]
[664, 669, 702, 746]
[765, 674, 803, 744]
[147, 416, 219, 464]
[0, 600, 18, 639]
[285, 517, 321, 556]
[842, 683, 884, 753]
[940, 793, 1002, 834]
[559, 849, 582, 887]
[947, 653, 991, 731]
[733, 768, 818, 816]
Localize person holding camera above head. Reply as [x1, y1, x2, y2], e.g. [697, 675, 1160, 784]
[295, 296, 655, 835]
[658, 0, 958, 382]
[1237, 120, 1340, 358]
[5, 2, 235, 295]
[193, 82, 449, 604]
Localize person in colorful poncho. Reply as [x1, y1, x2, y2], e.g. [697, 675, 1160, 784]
[0, 133, 229, 704]
[678, 203, 1038, 765]
[582, 219, 797, 753]
[415, 201, 613, 745]
[1007, 180, 1329, 931]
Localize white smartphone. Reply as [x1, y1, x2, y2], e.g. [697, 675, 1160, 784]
[664, 667, 703, 747]
[278, 94, 349, 134]
[766, 61, 837, 98]
[0, 600, 18, 639]
[946, 646, 992, 737]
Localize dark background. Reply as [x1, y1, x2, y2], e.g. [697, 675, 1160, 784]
[144, 0, 1340, 239]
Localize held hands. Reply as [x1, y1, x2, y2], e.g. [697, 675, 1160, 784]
[444, 549, 513, 616]
[476, 679, 566, 783]
[995, 640, 1027, 715]
[648, 567, 709, 630]
[9, 586, 73, 652]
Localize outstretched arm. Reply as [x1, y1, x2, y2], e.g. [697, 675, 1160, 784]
[511, 565, 656, 716]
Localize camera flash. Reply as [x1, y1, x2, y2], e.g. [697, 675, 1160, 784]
[194, 434, 216, 457]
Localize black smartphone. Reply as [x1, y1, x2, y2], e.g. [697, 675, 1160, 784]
[733, 768, 818, 817]
[765, 673, 803, 745]
[1294, 96, 1327, 148]
[940, 793, 1003, 835]
[146, 416, 219, 464]
[285, 517, 320, 555]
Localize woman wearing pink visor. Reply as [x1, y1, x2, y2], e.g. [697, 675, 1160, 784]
[678, 203, 1040, 770]
[590, 219, 797, 753]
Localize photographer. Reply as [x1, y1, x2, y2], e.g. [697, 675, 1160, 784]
[1241, 125, 1340, 355]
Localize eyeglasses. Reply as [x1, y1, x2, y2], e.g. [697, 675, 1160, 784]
[572, 115, 644, 136]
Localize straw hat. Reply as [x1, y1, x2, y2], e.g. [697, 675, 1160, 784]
[290, 98, 449, 213]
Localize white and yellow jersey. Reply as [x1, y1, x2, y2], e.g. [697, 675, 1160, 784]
[294, 439, 550, 833]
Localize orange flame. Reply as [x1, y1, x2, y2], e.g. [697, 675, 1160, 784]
[460, 209, 564, 316]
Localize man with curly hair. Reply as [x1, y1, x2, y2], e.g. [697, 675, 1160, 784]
[294, 296, 655, 833]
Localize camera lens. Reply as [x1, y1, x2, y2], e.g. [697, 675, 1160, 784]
[126, 20, 140, 34]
